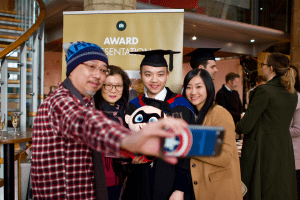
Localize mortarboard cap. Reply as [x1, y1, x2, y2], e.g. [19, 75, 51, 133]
[130, 49, 180, 72]
[185, 48, 221, 69]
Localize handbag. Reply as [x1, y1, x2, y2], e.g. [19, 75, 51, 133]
[241, 181, 247, 197]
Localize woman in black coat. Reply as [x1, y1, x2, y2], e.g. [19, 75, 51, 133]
[94, 65, 131, 200]
[236, 52, 298, 200]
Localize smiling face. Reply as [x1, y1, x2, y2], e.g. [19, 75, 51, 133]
[101, 74, 123, 105]
[69, 60, 108, 99]
[185, 75, 207, 111]
[140, 65, 169, 98]
[228, 77, 240, 90]
[199, 60, 217, 80]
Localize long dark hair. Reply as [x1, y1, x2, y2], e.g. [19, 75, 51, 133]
[183, 69, 215, 125]
[94, 65, 130, 112]
[94, 65, 130, 185]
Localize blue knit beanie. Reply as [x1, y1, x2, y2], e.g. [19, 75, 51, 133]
[63, 41, 109, 77]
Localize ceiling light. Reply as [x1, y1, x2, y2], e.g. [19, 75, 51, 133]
[192, 36, 197, 40]
[260, 8, 263, 10]
[250, 39, 255, 43]
[215, 57, 221, 61]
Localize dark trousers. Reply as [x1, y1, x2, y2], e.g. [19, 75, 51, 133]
[296, 170, 300, 199]
[108, 185, 122, 200]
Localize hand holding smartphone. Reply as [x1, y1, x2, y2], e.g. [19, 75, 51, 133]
[162, 125, 225, 157]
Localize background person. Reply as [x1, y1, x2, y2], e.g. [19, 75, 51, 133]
[129, 80, 138, 102]
[182, 69, 243, 200]
[216, 72, 243, 125]
[254, 75, 267, 87]
[245, 75, 267, 109]
[289, 65, 300, 199]
[236, 52, 298, 200]
[94, 65, 131, 200]
[184, 48, 221, 80]
[131, 79, 144, 97]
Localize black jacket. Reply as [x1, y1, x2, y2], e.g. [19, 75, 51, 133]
[216, 84, 243, 125]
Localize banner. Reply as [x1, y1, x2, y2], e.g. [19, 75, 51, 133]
[63, 9, 184, 93]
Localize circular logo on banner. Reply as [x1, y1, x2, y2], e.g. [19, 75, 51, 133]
[117, 21, 126, 31]
[163, 127, 193, 157]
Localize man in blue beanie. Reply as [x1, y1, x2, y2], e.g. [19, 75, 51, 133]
[31, 41, 188, 200]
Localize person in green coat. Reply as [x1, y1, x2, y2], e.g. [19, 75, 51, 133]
[236, 52, 298, 200]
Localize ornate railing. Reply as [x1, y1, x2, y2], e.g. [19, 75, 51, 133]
[0, 0, 45, 131]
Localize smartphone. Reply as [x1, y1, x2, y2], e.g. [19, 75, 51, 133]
[162, 125, 225, 157]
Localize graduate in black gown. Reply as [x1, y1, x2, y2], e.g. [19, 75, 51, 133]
[184, 48, 221, 80]
[122, 50, 195, 200]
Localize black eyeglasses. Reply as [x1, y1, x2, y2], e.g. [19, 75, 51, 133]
[103, 84, 123, 91]
[261, 63, 270, 68]
[82, 63, 110, 75]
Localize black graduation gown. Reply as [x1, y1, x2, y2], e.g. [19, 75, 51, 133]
[122, 87, 195, 200]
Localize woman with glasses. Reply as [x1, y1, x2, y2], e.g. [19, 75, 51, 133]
[236, 52, 298, 200]
[94, 65, 130, 200]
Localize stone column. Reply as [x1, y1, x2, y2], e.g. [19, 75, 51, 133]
[291, 0, 300, 69]
[84, 0, 136, 11]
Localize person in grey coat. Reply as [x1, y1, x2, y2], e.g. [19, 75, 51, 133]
[236, 52, 298, 200]
[289, 65, 300, 198]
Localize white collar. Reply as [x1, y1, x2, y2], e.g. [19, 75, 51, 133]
[224, 84, 232, 92]
[145, 87, 167, 101]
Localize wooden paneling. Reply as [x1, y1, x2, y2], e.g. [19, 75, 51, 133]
[0, 0, 15, 12]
